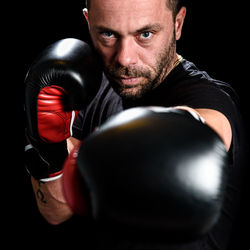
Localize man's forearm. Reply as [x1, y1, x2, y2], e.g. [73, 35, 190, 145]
[31, 176, 73, 225]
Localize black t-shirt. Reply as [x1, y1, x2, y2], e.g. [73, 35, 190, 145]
[71, 58, 246, 250]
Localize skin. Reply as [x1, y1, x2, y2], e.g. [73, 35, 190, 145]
[32, 0, 232, 224]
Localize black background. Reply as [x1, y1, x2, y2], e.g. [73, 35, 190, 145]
[10, 0, 249, 248]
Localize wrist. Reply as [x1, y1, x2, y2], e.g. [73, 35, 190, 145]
[31, 176, 73, 225]
[39, 170, 63, 182]
[173, 106, 206, 123]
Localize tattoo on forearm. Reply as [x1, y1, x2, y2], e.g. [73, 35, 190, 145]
[36, 181, 47, 204]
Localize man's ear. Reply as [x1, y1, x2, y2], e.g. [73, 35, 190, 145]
[83, 8, 89, 23]
[175, 7, 186, 41]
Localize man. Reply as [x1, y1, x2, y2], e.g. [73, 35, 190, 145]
[25, 0, 246, 249]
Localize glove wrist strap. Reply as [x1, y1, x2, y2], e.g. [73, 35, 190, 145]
[40, 170, 63, 182]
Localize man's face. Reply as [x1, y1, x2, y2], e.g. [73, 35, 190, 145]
[85, 0, 185, 99]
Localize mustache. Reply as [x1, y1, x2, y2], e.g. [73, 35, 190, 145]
[105, 65, 151, 79]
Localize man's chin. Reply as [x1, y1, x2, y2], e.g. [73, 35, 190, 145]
[108, 75, 153, 100]
[116, 85, 151, 100]
[119, 87, 141, 100]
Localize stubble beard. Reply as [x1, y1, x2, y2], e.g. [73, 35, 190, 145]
[104, 32, 176, 100]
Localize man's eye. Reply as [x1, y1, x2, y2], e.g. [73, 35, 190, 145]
[102, 31, 114, 38]
[140, 31, 153, 39]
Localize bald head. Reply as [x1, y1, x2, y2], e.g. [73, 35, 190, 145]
[85, 0, 181, 19]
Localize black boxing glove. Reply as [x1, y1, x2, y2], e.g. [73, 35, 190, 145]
[63, 106, 228, 242]
[24, 38, 102, 181]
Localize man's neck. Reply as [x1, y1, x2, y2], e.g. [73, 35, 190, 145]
[153, 52, 182, 90]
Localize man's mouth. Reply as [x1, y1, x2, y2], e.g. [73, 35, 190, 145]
[116, 75, 142, 86]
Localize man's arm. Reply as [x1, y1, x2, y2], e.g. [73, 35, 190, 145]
[176, 106, 232, 151]
[195, 108, 232, 151]
[31, 176, 73, 225]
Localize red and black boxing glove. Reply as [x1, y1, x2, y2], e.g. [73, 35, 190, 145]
[24, 38, 102, 181]
[37, 85, 79, 144]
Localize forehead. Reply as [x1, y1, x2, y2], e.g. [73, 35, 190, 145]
[88, 0, 172, 32]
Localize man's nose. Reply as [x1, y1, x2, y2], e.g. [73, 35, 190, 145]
[115, 38, 138, 67]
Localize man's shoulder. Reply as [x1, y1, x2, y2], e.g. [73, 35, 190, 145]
[174, 57, 239, 103]
[177, 58, 228, 87]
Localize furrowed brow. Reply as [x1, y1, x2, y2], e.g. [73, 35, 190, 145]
[135, 24, 163, 33]
[93, 23, 163, 36]
[94, 25, 118, 34]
